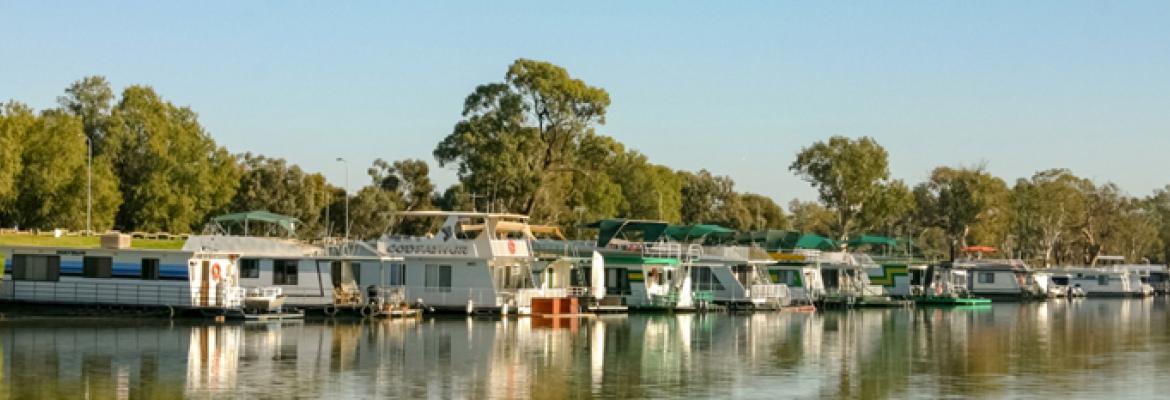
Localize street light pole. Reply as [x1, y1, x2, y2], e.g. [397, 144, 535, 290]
[85, 134, 92, 234]
[336, 157, 349, 240]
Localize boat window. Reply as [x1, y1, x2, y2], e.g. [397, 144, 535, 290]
[978, 273, 995, 284]
[606, 268, 632, 295]
[240, 259, 260, 279]
[821, 269, 840, 289]
[691, 267, 725, 291]
[11, 254, 60, 281]
[387, 263, 406, 286]
[425, 264, 453, 291]
[1098, 275, 1109, 286]
[141, 258, 160, 280]
[83, 256, 113, 279]
[273, 259, 299, 285]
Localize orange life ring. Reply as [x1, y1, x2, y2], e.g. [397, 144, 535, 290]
[211, 263, 222, 282]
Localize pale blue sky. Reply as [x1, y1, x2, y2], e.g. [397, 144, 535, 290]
[3, 1, 1168, 203]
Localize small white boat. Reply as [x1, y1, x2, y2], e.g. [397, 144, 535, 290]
[243, 287, 286, 313]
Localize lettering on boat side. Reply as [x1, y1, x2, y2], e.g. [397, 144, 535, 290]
[386, 243, 470, 255]
[56, 250, 86, 256]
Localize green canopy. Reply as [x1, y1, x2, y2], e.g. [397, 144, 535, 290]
[664, 224, 736, 242]
[211, 211, 302, 236]
[847, 234, 897, 248]
[794, 234, 837, 251]
[583, 219, 669, 247]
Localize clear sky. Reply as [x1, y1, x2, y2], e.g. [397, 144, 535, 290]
[3, 1, 1168, 202]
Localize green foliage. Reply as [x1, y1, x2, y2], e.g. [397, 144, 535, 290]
[1011, 169, 1089, 265]
[856, 179, 914, 237]
[0, 102, 35, 219]
[739, 194, 788, 231]
[105, 86, 240, 232]
[231, 153, 333, 238]
[58, 76, 114, 153]
[914, 165, 1011, 259]
[679, 170, 760, 230]
[788, 199, 835, 237]
[434, 58, 611, 216]
[790, 136, 890, 240]
[345, 186, 399, 240]
[10, 110, 121, 230]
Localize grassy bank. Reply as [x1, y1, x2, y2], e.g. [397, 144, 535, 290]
[0, 234, 185, 250]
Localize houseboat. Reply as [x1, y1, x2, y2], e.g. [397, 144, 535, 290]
[531, 219, 700, 312]
[191, 211, 406, 316]
[1057, 267, 1152, 297]
[815, 251, 910, 307]
[1, 235, 243, 317]
[767, 251, 825, 306]
[669, 224, 789, 310]
[950, 259, 1045, 300]
[913, 265, 991, 306]
[580, 219, 698, 312]
[369, 211, 556, 314]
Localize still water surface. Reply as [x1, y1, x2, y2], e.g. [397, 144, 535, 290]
[2, 299, 1169, 399]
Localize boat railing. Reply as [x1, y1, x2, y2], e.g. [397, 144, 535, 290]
[703, 246, 752, 260]
[0, 280, 241, 308]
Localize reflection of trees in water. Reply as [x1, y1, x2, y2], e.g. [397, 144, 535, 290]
[4, 301, 1170, 398]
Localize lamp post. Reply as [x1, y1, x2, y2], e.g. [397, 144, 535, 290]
[336, 157, 349, 240]
[84, 134, 92, 234]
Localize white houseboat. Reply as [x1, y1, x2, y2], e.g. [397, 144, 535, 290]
[668, 224, 789, 310]
[1057, 267, 1152, 297]
[1, 235, 243, 316]
[369, 211, 554, 314]
[951, 259, 1045, 300]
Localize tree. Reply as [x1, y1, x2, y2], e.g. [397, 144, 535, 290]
[343, 186, 399, 240]
[856, 180, 914, 237]
[608, 151, 683, 223]
[1147, 186, 1170, 263]
[1077, 182, 1125, 265]
[739, 194, 788, 231]
[0, 102, 35, 223]
[58, 76, 114, 154]
[1011, 169, 1088, 266]
[679, 169, 745, 227]
[105, 86, 240, 232]
[915, 165, 1010, 260]
[787, 199, 835, 237]
[230, 153, 333, 238]
[11, 110, 121, 230]
[369, 158, 436, 212]
[367, 158, 441, 235]
[434, 58, 611, 217]
[790, 136, 890, 240]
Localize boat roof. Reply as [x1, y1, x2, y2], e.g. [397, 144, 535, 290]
[664, 224, 736, 242]
[210, 210, 303, 235]
[583, 219, 669, 247]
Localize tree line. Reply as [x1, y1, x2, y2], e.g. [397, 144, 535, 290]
[2, 59, 1168, 266]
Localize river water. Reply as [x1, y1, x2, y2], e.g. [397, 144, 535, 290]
[1, 299, 1168, 399]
